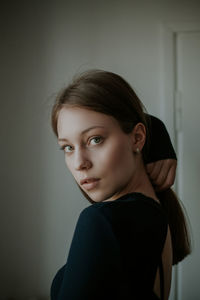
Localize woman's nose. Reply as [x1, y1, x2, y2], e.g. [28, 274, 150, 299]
[74, 150, 92, 170]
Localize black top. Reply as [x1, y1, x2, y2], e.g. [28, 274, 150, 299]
[51, 193, 168, 300]
[51, 115, 175, 299]
[143, 114, 177, 164]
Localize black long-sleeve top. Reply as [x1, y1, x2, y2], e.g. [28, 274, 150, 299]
[51, 115, 176, 300]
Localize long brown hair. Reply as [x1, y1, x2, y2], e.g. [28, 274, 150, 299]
[51, 69, 191, 265]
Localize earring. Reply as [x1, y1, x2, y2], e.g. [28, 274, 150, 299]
[135, 147, 140, 154]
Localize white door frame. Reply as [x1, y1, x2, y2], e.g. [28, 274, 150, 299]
[161, 22, 200, 300]
[161, 22, 200, 144]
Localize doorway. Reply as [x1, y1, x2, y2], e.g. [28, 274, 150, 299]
[163, 23, 200, 300]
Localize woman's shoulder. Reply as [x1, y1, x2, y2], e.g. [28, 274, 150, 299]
[76, 193, 168, 256]
[82, 192, 168, 230]
[92, 192, 167, 216]
[85, 192, 169, 253]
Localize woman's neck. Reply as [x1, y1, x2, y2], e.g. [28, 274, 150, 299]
[121, 161, 160, 204]
[132, 161, 160, 203]
[104, 159, 160, 203]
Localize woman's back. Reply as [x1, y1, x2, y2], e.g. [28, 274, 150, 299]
[51, 192, 172, 299]
[153, 224, 172, 299]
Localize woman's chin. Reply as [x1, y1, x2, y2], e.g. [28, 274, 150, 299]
[87, 190, 116, 203]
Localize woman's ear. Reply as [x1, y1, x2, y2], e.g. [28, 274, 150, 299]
[131, 123, 146, 153]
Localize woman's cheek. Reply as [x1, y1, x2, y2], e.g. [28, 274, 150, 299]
[99, 142, 123, 171]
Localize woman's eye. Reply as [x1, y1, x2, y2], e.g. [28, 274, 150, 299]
[61, 145, 73, 153]
[90, 136, 102, 145]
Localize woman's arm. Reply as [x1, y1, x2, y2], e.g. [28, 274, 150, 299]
[51, 207, 120, 300]
[146, 159, 177, 191]
[144, 115, 177, 191]
[144, 114, 177, 163]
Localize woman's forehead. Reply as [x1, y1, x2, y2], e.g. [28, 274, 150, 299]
[57, 106, 120, 140]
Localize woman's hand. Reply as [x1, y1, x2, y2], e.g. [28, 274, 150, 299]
[146, 159, 177, 192]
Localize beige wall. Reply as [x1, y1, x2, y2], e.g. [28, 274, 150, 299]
[1, 1, 199, 298]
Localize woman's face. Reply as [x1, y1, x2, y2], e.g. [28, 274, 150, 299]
[57, 106, 143, 202]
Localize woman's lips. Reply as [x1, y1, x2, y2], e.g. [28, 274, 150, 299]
[81, 179, 100, 191]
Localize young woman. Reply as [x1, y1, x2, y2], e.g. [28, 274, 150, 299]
[50, 70, 191, 300]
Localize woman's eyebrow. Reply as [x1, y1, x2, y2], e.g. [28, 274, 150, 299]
[58, 125, 105, 142]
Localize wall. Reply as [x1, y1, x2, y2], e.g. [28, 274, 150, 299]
[1, 0, 199, 298]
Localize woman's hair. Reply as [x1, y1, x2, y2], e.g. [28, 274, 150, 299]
[51, 69, 191, 265]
